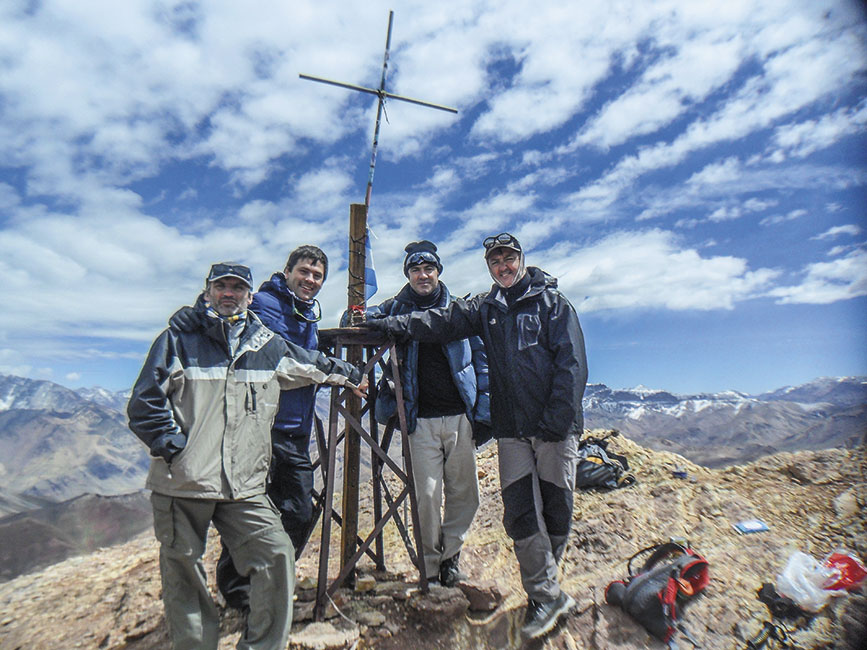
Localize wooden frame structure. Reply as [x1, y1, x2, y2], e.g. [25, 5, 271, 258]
[311, 327, 428, 620]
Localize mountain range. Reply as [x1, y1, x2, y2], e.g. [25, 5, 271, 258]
[0, 372, 863, 581]
[1, 372, 863, 506]
[583, 376, 866, 466]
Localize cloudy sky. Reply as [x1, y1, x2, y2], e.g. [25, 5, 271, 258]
[1, 0, 865, 395]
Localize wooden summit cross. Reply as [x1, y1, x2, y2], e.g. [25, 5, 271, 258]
[299, 11, 457, 620]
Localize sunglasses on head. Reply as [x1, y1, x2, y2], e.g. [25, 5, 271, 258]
[207, 262, 253, 286]
[406, 251, 438, 267]
[483, 233, 520, 249]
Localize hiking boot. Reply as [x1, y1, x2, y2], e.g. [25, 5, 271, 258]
[521, 591, 575, 639]
[439, 553, 467, 587]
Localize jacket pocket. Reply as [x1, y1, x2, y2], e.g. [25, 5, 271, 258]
[517, 313, 541, 350]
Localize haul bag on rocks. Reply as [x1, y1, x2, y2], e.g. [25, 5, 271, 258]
[605, 542, 710, 643]
[576, 431, 635, 489]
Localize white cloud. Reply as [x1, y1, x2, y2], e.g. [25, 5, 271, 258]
[572, 17, 867, 207]
[768, 248, 867, 304]
[575, 35, 744, 150]
[770, 101, 867, 159]
[507, 167, 570, 193]
[760, 209, 808, 226]
[813, 224, 862, 240]
[548, 229, 779, 312]
[635, 161, 862, 224]
[290, 162, 355, 215]
[687, 158, 743, 186]
[469, 3, 621, 143]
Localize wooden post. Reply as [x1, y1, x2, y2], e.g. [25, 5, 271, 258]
[341, 203, 367, 585]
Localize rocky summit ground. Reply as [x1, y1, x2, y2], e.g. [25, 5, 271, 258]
[0, 432, 864, 649]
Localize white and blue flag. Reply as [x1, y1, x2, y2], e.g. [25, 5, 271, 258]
[364, 229, 378, 300]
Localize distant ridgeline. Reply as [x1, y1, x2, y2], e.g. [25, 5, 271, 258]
[0, 372, 863, 581]
[582, 377, 866, 467]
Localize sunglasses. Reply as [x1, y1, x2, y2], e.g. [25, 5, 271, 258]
[483, 233, 520, 250]
[207, 262, 253, 286]
[292, 297, 322, 323]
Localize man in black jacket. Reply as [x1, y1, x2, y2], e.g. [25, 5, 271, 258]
[351, 240, 491, 587]
[362, 234, 587, 640]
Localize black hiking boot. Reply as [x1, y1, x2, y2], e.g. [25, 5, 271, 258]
[521, 591, 575, 639]
[439, 552, 467, 587]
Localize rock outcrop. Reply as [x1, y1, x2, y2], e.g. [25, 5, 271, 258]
[0, 433, 863, 649]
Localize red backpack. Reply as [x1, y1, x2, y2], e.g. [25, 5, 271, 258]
[605, 542, 710, 645]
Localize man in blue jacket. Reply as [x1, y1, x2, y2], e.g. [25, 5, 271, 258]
[171, 245, 330, 610]
[351, 240, 491, 587]
[362, 234, 587, 640]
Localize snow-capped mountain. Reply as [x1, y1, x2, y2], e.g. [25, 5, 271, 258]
[0, 372, 862, 586]
[0, 373, 90, 413]
[0, 375, 148, 515]
[75, 386, 131, 412]
[757, 376, 867, 408]
[583, 377, 866, 466]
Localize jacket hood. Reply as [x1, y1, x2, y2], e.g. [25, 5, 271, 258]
[526, 266, 558, 292]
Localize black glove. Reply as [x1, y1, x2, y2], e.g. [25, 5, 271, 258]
[169, 305, 202, 332]
[358, 317, 389, 332]
[472, 422, 494, 448]
[150, 432, 187, 464]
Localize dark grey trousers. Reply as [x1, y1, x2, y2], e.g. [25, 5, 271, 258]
[497, 435, 579, 602]
[150, 492, 294, 650]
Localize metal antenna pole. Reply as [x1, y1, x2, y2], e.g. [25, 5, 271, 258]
[365, 10, 394, 208]
[299, 11, 458, 211]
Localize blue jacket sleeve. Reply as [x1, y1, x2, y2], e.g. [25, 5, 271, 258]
[469, 335, 491, 426]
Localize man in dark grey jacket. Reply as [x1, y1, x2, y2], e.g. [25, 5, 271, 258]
[128, 262, 366, 650]
[362, 234, 587, 640]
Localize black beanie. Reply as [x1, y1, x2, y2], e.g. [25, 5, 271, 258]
[403, 240, 443, 277]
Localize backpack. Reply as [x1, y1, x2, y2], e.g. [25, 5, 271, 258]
[576, 432, 635, 489]
[605, 542, 710, 645]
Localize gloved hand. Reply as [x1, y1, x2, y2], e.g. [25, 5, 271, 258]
[169, 306, 202, 332]
[150, 432, 187, 464]
[358, 316, 389, 332]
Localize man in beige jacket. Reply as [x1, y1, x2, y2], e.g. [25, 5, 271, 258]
[128, 262, 365, 650]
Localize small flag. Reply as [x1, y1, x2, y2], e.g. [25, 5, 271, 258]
[364, 229, 378, 300]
